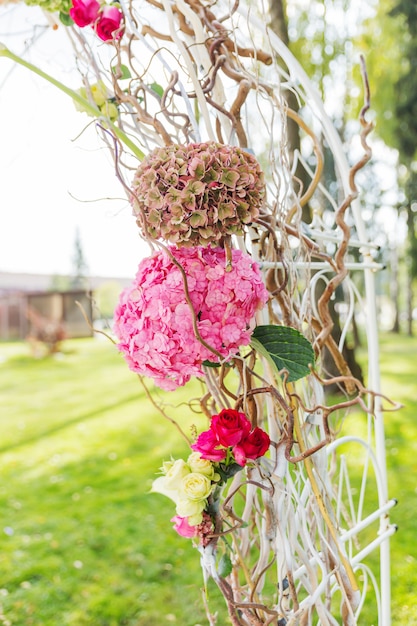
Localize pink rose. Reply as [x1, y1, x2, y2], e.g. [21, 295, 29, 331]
[210, 409, 251, 447]
[170, 516, 197, 538]
[95, 5, 124, 41]
[191, 429, 227, 462]
[69, 0, 99, 26]
[233, 427, 270, 467]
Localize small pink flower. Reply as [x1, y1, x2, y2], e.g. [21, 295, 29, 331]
[170, 516, 197, 538]
[69, 0, 99, 26]
[233, 427, 271, 467]
[210, 409, 251, 447]
[95, 4, 124, 41]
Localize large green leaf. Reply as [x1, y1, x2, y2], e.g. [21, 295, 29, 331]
[251, 325, 314, 382]
[59, 11, 74, 25]
[218, 553, 233, 578]
[112, 64, 132, 80]
[149, 82, 164, 98]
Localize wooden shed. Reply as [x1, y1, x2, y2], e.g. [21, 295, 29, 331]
[0, 290, 94, 341]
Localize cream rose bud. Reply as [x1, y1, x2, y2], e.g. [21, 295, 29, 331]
[90, 81, 108, 107]
[187, 452, 216, 479]
[180, 472, 213, 501]
[163, 459, 191, 487]
[187, 511, 204, 526]
[100, 101, 118, 122]
[151, 458, 191, 503]
[176, 497, 206, 523]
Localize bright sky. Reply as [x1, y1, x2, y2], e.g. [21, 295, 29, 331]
[0, 3, 150, 278]
[1, 2, 401, 280]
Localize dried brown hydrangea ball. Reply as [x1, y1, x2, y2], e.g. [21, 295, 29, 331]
[130, 142, 265, 246]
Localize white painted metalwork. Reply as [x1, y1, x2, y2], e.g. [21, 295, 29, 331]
[237, 10, 394, 624]
[118, 3, 393, 622]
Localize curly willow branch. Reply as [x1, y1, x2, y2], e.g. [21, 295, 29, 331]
[4, 3, 395, 625]
[314, 58, 374, 354]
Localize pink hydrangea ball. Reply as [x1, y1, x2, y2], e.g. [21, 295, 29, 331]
[113, 246, 269, 390]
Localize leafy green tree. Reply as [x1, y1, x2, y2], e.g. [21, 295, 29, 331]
[360, 0, 417, 334]
[268, 0, 312, 222]
[287, 0, 417, 334]
[351, 0, 405, 140]
[400, 170, 417, 335]
[287, 0, 368, 126]
[268, 0, 368, 381]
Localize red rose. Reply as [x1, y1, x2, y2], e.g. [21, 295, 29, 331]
[95, 5, 124, 41]
[210, 408, 251, 447]
[191, 429, 227, 462]
[69, 0, 99, 26]
[232, 427, 270, 466]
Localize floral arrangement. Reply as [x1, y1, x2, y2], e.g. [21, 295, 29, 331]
[24, 0, 125, 41]
[1, 2, 393, 623]
[130, 142, 265, 246]
[191, 408, 270, 467]
[68, 0, 123, 41]
[113, 245, 269, 390]
[152, 409, 270, 543]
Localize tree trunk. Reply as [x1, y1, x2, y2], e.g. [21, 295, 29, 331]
[406, 266, 413, 336]
[268, 0, 289, 44]
[390, 242, 400, 333]
[267, 0, 312, 224]
[322, 291, 364, 394]
[406, 203, 414, 336]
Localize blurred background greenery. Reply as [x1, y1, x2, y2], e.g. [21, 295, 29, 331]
[0, 333, 416, 625]
[2, 1, 417, 624]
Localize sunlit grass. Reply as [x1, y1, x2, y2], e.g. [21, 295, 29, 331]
[0, 339, 225, 626]
[336, 332, 417, 625]
[376, 334, 417, 625]
[0, 333, 416, 624]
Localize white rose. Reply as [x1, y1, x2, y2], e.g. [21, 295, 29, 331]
[180, 472, 213, 501]
[151, 458, 191, 503]
[163, 458, 191, 487]
[176, 497, 206, 523]
[187, 452, 216, 479]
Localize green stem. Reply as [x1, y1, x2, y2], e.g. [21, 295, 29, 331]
[0, 43, 144, 161]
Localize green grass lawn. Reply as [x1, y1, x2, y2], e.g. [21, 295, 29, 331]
[0, 334, 416, 625]
[377, 334, 417, 625]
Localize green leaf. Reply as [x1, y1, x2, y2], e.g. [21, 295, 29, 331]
[112, 64, 131, 80]
[202, 359, 221, 368]
[149, 82, 164, 98]
[59, 11, 74, 25]
[202, 360, 233, 368]
[216, 462, 243, 483]
[218, 553, 233, 578]
[251, 325, 314, 382]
